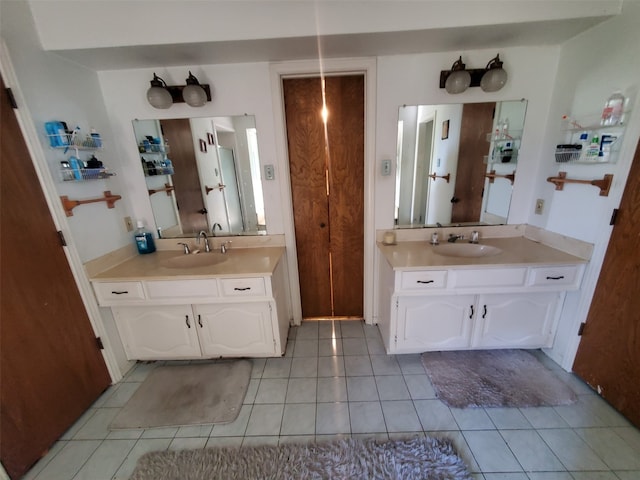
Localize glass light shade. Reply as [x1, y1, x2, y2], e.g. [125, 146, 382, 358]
[480, 67, 507, 92]
[182, 84, 208, 107]
[147, 86, 172, 109]
[445, 70, 471, 94]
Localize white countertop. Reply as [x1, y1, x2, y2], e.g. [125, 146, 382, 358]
[378, 237, 587, 270]
[91, 247, 285, 281]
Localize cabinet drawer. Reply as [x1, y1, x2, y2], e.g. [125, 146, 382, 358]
[146, 279, 219, 299]
[400, 270, 447, 290]
[453, 268, 527, 288]
[528, 265, 581, 287]
[220, 277, 266, 297]
[93, 282, 145, 305]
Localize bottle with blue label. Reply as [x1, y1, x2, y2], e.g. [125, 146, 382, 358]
[134, 220, 156, 254]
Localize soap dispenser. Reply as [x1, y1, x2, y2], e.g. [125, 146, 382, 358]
[134, 220, 156, 254]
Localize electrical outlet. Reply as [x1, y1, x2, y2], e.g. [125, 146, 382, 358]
[534, 199, 544, 215]
[264, 164, 275, 180]
[124, 216, 134, 232]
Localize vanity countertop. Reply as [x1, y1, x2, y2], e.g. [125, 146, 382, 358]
[378, 237, 587, 270]
[91, 247, 285, 281]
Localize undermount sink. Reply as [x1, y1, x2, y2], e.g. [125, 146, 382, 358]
[433, 243, 503, 258]
[162, 253, 228, 269]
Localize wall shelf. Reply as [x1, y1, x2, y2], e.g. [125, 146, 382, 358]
[60, 190, 122, 216]
[546, 171, 613, 196]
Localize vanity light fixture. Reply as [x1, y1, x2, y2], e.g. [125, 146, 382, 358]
[146, 71, 212, 109]
[439, 54, 508, 94]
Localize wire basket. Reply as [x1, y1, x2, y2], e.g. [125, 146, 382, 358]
[60, 168, 115, 182]
[555, 148, 582, 163]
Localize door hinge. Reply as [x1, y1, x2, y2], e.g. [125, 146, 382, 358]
[96, 337, 105, 350]
[609, 208, 619, 226]
[57, 230, 67, 246]
[577, 322, 586, 336]
[394, 334, 397, 345]
[5, 88, 18, 109]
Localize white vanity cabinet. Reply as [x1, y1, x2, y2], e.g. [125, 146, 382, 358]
[378, 248, 585, 354]
[92, 251, 290, 361]
[111, 305, 201, 360]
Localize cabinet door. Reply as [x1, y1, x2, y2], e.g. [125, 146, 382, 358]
[194, 303, 275, 357]
[112, 305, 201, 360]
[472, 292, 561, 348]
[397, 295, 475, 352]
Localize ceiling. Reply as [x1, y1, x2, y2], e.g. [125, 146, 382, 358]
[50, 16, 610, 71]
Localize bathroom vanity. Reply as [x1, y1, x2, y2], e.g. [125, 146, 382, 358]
[377, 236, 587, 354]
[90, 247, 289, 360]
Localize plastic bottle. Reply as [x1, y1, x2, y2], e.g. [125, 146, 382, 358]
[69, 156, 83, 180]
[601, 91, 625, 126]
[134, 220, 156, 254]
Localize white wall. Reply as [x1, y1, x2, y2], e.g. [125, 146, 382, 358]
[535, 2, 640, 369]
[375, 47, 561, 230]
[98, 64, 284, 238]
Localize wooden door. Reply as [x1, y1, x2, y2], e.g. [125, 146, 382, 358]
[0, 79, 111, 479]
[573, 140, 640, 428]
[284, 75, 364, 318]
[160, 119, 208, 234]
[451, 102, 495, 223]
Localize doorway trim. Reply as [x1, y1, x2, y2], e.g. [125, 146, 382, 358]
[269, 57, 377, 325]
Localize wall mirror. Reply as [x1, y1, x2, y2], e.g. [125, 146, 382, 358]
[132, 115, 265, 238]
[395, 99, 527, 228]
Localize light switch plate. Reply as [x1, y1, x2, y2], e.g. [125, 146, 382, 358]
[381, 159, 391, 176]
[264, 164, 275, 180]
[535, 199, 544, 215]
[124, 216, 134, 232]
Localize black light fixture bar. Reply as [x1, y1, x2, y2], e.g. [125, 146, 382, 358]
[165, 84, 212, 104]
[439, 68, 486, 89]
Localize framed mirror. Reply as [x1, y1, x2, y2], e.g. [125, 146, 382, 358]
[395, 99, 527, 228]
[132, 115, 265, 238]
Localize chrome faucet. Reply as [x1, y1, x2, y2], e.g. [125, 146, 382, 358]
[220, 240, 232, 254]
[211, 223, 222, 236]
[196, 230, 211, 252]
[177, 242, 191, 254]
[469, 231, 480, 244]
[448, 234, 465, 243]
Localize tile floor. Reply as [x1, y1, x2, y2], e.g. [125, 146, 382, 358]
[24, 320, 640, 480]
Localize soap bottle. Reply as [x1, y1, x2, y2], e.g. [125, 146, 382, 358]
[134, 220, 156, 254]
[601, 91, 625, 126]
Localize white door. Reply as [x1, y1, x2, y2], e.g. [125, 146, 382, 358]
[397, 295, 475, 351]
[195, 303, 275, 357]
[472, 292, 560, 348]
[112, 305, 201, 360]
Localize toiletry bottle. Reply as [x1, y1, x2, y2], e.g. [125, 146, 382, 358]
[585, 135, 600, 161]
[90, 128, 102, 148]
[601, 91, 625, 126]
[134, 220, 156, 254]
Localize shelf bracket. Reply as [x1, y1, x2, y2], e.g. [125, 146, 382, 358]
[148, 183, 175, 196]
[60, 190, 122, 216]
[485, 170, 516, 184]
[546, 171, 613, 196]
[427, 172, 451, 183]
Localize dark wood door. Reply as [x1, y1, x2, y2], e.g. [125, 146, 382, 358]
[160, 119, 208, 234]
[0, 80, 112, 478]
[451, 102, 495, 223]
[573, 140, 640, 428]
[284, 75, 364, 318]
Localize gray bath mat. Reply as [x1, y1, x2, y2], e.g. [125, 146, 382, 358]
[129, 436, 472, 480]
[111, 360, 251, 429]
[421, 349, 577, 408]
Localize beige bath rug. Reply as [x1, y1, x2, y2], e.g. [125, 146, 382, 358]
[110, 360, 251, 429]
[421, 349, 577, 408]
